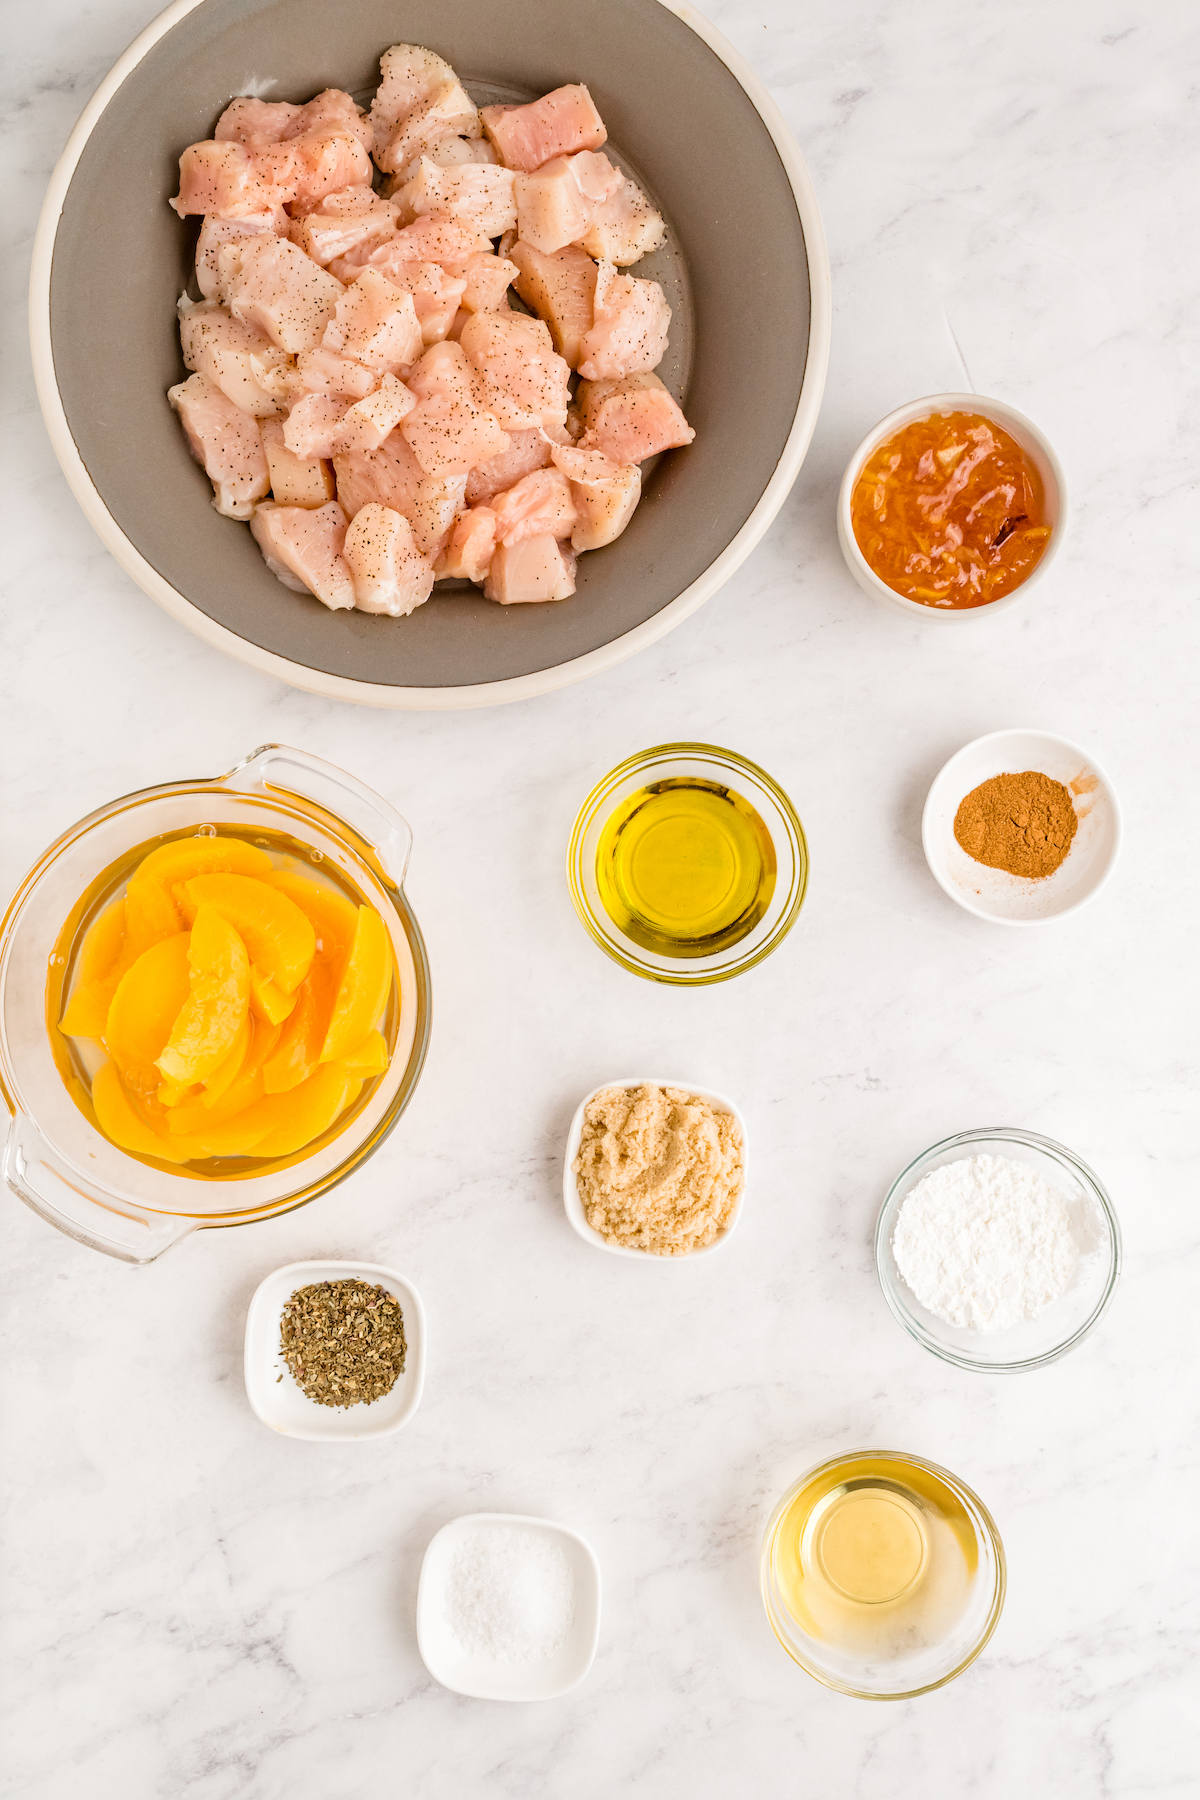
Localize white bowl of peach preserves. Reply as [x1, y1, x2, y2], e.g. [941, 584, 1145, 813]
[837, 391, 1068, 620]
[563, 1079, 747, 1260]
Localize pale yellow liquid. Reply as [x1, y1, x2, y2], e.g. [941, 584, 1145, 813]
[772, 1455, 979, 1660]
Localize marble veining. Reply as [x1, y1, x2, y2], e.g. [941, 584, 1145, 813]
[1, 1, 1197, 1795]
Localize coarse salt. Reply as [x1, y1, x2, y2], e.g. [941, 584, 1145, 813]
[444, 1528, 575, 1663]
[892, 1152, 1078, 1333]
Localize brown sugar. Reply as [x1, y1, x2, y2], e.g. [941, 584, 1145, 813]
[573, 1084, 743, 1255]
[953, 770, 1078, 879]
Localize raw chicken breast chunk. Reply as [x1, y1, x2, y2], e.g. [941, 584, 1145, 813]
[195, 212, 285, 300]
[260, 417, 336, 507]
[482, 85, 606, 172]
[458, 311, 570, 433]
[464, 428, 553, 504]
[391, 158, 518, 239]
[484, 535, 577, 603]
[173, 130, 371, 217]
[514, 152, 622, 255]
[169, 373, 270, 518]
[436, 506, 499, 582]
[215, 97, 304, 145]
[370, 43, 481, 176]
[551, 444, 641, 550]
[250, 499, 356, 608]
[343, 504, 435, 614]
[333, 437, 466, 558]
[580, 176, 667, 266]
[460, 252, 518, 314]
[289, 346, 379, 400]
[576, 370, 695, 463]
[576, 261, 671, 381]
[336, 375, 417, 453]
[400, 386, 511, 478]
[216, 90, 370, 151]
[510, 241, 597, 368]
[322, 268, 424, 371]
[219, 236, 345, 352]
[489, 468, 578, 547]
[178, 299, 290, 417]
[283, 393, 352, 461]
[288, 187, 400, 266]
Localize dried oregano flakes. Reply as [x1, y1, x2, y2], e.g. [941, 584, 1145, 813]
[279, 1278, 406, 1408]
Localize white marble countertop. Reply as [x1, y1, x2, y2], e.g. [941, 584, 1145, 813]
[2, 2, 1196, 1794]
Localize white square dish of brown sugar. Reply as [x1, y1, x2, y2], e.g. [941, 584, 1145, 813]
[563, 1078, 747, 1260]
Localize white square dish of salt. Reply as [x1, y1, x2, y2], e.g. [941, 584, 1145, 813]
[417, 1513, 601, 1700]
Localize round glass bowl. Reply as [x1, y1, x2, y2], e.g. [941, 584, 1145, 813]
[836, 392, 1067, 620]
[0, 745, 431, 1263]
[761, 1449, 1006, 1699]
[567, 744, 808, 985]
[875, 1128, 1121, 1372]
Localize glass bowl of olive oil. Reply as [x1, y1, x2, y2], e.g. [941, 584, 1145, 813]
[567, 745, 808, 984]
[760, 1450, 1005, 1699]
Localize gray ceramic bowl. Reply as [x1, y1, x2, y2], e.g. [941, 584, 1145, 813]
[31, 0, 829, 709]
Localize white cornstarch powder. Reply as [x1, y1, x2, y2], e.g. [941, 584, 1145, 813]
[444, 1528, 576, 1663]
[892, 1153, 1078, 1332]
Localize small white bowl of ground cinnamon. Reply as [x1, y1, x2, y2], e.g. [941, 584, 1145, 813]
[922, 729, 1121, 925]
[564, 1080, 747, 1259]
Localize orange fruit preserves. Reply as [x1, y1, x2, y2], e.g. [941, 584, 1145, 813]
[55, 833, 395, 1170]
[850, 411, 1052, 608]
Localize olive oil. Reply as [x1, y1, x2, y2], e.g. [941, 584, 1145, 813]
[769, 1453, 979, 1660]
[594, 778, 776, 958]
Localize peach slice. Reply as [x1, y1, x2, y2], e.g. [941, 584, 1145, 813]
[156, 907, 250, 1085]
[157, 1078, 202, 1109]
[60, 975, 121, 1040]
[165, 1014, 281, 1135]
[61, 896, 163, 1040]
[243, 1062, 360, 1160]
[319, 907, 392, 1064]
[91, 1060, 199, 1165]
[249, 964, 299, 1025]
[342, 1028, 388, 1077]
[132, 835, 274, 925]
[124, 876, 185, 957]
[136, 834, 273, 889]
[198, 1006, 253, 1106]
[181, 874, 315, 992]
[104, 932, 193, 1094]
[79, 898, 128, 983]
[261, 955, 336, 1094]
[265, 869, 358, 965]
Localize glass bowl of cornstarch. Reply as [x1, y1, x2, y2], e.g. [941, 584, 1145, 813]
[875, 1128, 1121, 1372]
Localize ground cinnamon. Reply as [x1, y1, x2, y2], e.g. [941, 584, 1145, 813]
[953, 770, 1078, 879]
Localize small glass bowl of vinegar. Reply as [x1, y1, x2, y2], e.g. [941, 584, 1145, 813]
[761, 1450, 1006, 1699]
[567, 744, 808, 985]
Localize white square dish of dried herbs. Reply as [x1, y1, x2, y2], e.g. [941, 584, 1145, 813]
[244, 1259, 426, 1440]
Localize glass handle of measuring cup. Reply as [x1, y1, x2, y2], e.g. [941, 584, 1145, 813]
[3, 1112, 198, 1264]
[222, 744, 413, 889]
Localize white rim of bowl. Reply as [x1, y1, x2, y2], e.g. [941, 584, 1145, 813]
[563, 1077, 747, 1259]
[873, 1127, 1122, 1372]
[836, 391, 1068, 619]
[243, 1258, 426, 1438]
[416, 1511, 602, 1699]
[28, 0, 832, 711]
[921, 728, 1123, 926]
